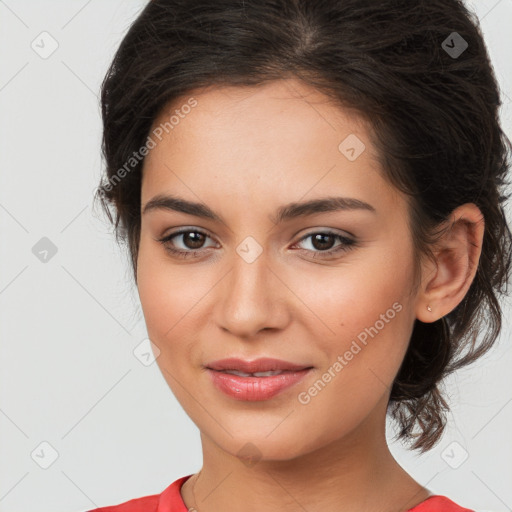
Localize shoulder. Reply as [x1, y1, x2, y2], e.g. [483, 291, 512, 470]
[88, 494, 160, 512]
[85, 474, 193, 512]
[409, 495, 475, 512]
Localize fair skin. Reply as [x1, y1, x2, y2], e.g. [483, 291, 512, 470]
[136, 78, 484, 512]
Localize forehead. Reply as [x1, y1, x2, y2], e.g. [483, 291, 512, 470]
[141, 78, 402, 213]
[149, 78, 370, 145]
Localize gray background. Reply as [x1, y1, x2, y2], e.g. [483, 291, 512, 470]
[0, 1, 511, 511]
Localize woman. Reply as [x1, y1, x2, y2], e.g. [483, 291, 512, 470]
[92, 0, 512, 510]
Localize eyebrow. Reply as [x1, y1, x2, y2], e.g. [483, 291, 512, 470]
[142, 193, 376, 224]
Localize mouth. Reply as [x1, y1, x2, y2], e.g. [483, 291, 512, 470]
[208, 368, 312, 377]
[205, 357, 313, 374]
[205, 364, 313, 401]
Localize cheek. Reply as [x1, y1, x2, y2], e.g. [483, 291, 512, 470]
[136, 237, 218, 368]
[287, 268, 414, 442]
[136, 248, 204, 412]
[287, 247, 415, 385]
[137, 240, 190, 344]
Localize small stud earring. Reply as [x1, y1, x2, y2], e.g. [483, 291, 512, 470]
[427, 305, 432, 312]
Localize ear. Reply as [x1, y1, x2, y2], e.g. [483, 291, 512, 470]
[415, 203, 485, 323]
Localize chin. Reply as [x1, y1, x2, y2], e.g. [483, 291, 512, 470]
[209, 428, 321, 464]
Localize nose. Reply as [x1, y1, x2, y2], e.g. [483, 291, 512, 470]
[214, 250, 291, 338]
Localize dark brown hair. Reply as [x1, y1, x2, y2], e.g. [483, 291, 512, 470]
[95, 0, 512, 452]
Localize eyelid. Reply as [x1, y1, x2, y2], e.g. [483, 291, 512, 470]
[158, 227, 352, 244]
[157, 226, 357, 259]
[157, 227, 218, 247]
[294, 226, 355, 241]
[292, 229, 355, 252]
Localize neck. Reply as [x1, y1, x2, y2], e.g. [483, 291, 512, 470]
[182, 404, 431, 512]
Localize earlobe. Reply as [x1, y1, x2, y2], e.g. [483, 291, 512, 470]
[416, 203, 485, 323]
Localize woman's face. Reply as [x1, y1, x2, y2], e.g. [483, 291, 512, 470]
[137, 78, 421, 460]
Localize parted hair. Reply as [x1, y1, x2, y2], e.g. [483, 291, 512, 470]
[95, 0, 512, 452]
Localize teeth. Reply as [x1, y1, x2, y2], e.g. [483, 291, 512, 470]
[223, 369, 285, 377]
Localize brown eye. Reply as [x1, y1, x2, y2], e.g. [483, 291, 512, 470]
[157, 228, 217, 259]
[180, 231, 207, 249]
[310, 233, 337, 251]
[294, 230, 357, 259]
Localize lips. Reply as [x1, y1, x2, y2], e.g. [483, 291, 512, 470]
[204, 357, 314, 400]
[206, 357, 312, 374]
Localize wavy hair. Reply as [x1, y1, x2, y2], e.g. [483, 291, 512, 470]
[95, 0, 512, 452]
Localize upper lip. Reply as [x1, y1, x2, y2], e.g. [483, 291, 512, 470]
[206, 358, 312, 373]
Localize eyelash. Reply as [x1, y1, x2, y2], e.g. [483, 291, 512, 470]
[157, 228, 358, 260]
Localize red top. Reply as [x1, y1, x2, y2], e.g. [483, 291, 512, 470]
[89, 474, 475, 512]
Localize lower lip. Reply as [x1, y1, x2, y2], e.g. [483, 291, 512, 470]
[206, 368, 312, 401]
